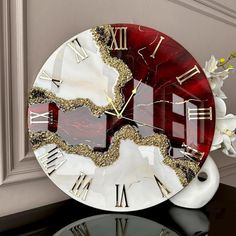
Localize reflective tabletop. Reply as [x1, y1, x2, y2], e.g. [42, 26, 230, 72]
[0, 183, 235, 236]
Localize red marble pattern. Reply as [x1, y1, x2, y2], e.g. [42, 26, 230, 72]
[28, 24, 215, 167]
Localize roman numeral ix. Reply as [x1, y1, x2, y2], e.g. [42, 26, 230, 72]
[29, 110, 53, 125]
[70, 173, 93, 201]
[39, 146, 66, 176]
[67, 38, 88, 63]
[109, 27, 128, 50]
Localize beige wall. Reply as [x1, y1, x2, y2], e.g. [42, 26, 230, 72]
[0, 0, 236, 216]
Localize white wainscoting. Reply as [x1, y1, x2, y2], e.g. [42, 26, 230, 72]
[0, 0, 236, 216]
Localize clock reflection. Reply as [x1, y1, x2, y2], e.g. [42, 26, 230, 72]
[53, 207, 209, 236]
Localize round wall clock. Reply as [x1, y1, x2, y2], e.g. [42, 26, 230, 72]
[28, 23, 215, 211]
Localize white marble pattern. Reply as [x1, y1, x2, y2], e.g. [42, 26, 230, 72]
[34, 139, 183, 211]
[34, 30, 118, 106]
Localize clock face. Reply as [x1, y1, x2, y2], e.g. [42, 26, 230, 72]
[28, 23, 215, 211]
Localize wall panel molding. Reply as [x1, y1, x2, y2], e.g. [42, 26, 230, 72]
[0, 0, 44, 186]
[219, 163, 236, 179]
[169, 0, 236, 27]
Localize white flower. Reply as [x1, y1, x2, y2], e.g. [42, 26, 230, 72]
[211, 97, 236, 157]
[203, 56, 233, 99]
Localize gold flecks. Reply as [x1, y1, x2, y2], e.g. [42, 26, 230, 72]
[91, 25, 132, 113]
[29, 124, 199, 186]
[163, 158, 200, 186]
[29, 87, 109, 116]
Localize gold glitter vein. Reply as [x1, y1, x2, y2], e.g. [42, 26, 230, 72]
[29, 124, 199, 186]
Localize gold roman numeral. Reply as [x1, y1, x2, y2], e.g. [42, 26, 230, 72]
[160, 228, 170, 236]
[150, 36, 165, 58]
[109, 27, 128, 50]
[115, 184, 129, 207]
[176, 65, 200, 85]
[181, 143, 205, 163]
[116, 218, 128, 236]
[39, 146, 66, 176]
[29, 111, 53, 124]
[39, 71, 63, 88]
[188, 107, 212, 120]
[154, 175, 171, 198]
[70, 173, 92, 201]
[70, 223, 90, 236]
[67, 38, 89, 63]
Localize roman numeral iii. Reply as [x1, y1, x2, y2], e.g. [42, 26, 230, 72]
[109, 27, 128, 50]
[67, 38, 89, 63]
[188, 107, 212, 120]
[70, 173, 92, 201]
[115, 184, 129, 207]
[176, 65, 200, 85]
[181, 143, 205, 163]
[39, 146, 66, 176]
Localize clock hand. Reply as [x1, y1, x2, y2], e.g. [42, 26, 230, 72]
[119, 79, 143, 117]
[104, 111, 163, 132]
[105, 94, 121, 118]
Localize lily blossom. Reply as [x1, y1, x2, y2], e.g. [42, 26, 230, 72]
[203, 56, 234, 99]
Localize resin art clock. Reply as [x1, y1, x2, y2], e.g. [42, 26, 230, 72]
[28, 23, 215, 211]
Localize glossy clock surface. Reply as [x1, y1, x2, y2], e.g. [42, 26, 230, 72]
[28, 24, 215, 211]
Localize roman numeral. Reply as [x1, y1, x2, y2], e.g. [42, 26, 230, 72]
[109, 27, 128, 50]
[115, 184, 129, 207]
[29, 111, 53, 124]
[176, 65, 200, 85]
[70, 223, 90, 236]
[70, 173, 92, 201]
[39, 71, 63, 88]
[159, 228, 170, 236]
[154, 175, 171, 198]
[67, 38, 88, 63]
[39, 146, 66, 176]
[150, 36, 165, 58]
[115, 218, 128, 236]
[180, 143, 205, 163]
[188, 107, 212, 120]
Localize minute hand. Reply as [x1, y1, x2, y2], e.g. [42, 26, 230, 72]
[119, 79, 143, 116]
